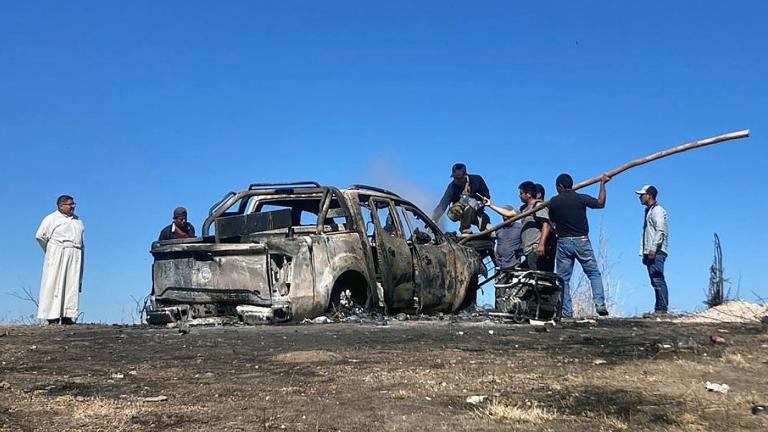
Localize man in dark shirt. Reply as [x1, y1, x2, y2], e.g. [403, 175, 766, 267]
[548, 173, 610, 317]
[432, 163, 491, 234]
[158, 207, 196, 241]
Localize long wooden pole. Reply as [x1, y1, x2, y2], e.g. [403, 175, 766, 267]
[458, 129, 750, 244]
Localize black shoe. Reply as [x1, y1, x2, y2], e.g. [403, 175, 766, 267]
[47, 319, 60, 325]
[60, 317, 75, 325]
[596, 307, 609, 317]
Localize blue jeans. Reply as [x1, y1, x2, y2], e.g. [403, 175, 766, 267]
[642, 252, 668, 312]
[556, 237, 606, 317]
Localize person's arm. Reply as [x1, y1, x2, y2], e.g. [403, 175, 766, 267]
[431, 184, 453, 222]
[595, 174, 610, 208]
[188, 223, 196, 237]
[536, 221, 551, 256]
[535, 208, 551, 256]
[647, 207, 668, 259]
[482, 198, 517, 218]
[158, 226, 171, 241]
[35, 217, 50, 252]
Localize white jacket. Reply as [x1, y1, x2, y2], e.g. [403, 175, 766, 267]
[640, 203, 668, 255]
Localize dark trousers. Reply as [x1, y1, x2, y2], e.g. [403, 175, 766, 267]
[524, 249, 554, 272]
[460, 207, 490, 232]
[643, 252, 668, 312]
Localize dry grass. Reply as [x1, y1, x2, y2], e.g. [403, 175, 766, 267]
[478, 400, 556, 424]
[599, 414, 630, 431]
[722, 351, 749, 368]
[70, 397, 143, 429]
[391, 390, 409, 400]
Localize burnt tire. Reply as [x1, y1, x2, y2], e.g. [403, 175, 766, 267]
[328, 271, 370, 312]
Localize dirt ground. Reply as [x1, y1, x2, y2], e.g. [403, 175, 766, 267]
[1, 317, 767, 431]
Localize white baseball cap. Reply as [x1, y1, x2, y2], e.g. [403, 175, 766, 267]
[635, 185, 657, 195]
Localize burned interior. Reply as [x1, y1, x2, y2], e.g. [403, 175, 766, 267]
[147, 181, 488, 325]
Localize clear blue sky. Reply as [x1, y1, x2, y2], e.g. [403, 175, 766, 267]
[1, 1, 765, 322]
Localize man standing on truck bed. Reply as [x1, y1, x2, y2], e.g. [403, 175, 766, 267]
[548, 173, 611, 317]
[432, 163, 491, 234]
[158, 207, 195, 241]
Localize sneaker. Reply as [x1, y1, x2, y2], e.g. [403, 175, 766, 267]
[596, 307, 609, 317]
[60, 317, 75, 325]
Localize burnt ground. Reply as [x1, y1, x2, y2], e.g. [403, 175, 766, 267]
[1, 318, 767, 431]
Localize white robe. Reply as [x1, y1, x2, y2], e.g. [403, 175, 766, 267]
[35, 210, 84, 320]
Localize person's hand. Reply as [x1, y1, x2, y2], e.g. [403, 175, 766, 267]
[600, 174, 611, 184]
[536, 243, 545, 257]
[647, 250, 656, 260]
[480, 196, 491, 207]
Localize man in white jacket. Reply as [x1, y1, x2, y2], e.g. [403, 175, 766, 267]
[35, 195, 84, 324]
[636, 185, 669, 314]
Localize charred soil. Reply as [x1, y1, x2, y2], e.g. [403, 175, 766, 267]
[1, 318, 767, 431]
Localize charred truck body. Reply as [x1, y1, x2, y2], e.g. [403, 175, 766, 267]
[148, 182, 486, 324]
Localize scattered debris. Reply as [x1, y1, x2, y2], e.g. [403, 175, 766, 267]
[75, 396, 85, 402]
[575, 318, 597, 326]
[653, 342, 675, 353]
[705, 382, 730, 394]
[530, 319, 556, 327]
[110, 373, 124, 379]
[676, 336, 699, 353]
[237, 305, 274, 325]
[0, 381, 10, 389]
[187, 317, 238, 327]
[710, 335, 727, 345]
[142, 395, 168, 402]
[487, 330, 494, 335]
[593, 359, 607, 365]
[752, 404, 767, 416]
[311, 316, 332, 324]
[466, 395, 488, 405]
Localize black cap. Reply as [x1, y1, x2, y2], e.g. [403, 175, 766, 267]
[451, 163, 467, 177]
[173, 207, 188, 217]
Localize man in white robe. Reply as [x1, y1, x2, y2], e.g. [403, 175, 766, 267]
[35, 195, 84, 324]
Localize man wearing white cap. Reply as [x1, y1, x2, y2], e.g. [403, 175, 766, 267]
[636, 185, 669, 314]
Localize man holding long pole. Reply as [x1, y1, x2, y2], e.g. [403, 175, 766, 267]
[548, 173, 610, 317]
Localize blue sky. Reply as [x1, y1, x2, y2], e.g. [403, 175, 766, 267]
[1, 1, 765, 322]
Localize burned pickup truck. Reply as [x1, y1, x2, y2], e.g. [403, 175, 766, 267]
[147, 182, 487, 325]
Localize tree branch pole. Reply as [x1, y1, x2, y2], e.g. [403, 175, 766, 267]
[458, 129, 750, 244]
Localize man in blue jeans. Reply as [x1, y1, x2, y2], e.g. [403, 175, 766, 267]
[548, 173, 611, 317]
[636, 185, 669, 314]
